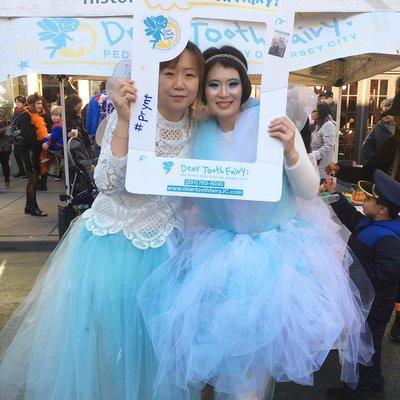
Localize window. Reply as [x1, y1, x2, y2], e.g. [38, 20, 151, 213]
[338, 83, 358, 161]
[367, 79, 388, 130]
[12, 76, 28, 98]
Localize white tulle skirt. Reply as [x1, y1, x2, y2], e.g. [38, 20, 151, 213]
[138, 199, 374, 399]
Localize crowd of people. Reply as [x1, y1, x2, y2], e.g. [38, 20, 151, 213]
[0, 42, 399, 400]
[0, 85, 108, 216]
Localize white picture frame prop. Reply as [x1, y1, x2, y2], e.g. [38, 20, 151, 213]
[127, 0, 295, 201]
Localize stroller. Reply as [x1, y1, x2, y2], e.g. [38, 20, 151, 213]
[58, 136, 98, 238]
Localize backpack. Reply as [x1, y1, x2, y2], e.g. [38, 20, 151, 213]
[5, 113, 25, 144]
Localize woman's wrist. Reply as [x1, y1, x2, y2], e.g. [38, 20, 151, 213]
[115, 119, 129, 138]
[284, 148, 299, 167]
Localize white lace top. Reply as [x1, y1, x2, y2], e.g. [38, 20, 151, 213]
[82, 111, 194, 249]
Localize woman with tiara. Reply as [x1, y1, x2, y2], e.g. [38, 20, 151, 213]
[0, 42, 204, 400]
[139, 46, 374, 399]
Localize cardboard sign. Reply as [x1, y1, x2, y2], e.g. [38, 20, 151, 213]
[126, 0, 294, 201]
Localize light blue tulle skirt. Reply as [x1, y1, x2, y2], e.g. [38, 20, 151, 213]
[138, 200, 374, 399]
[0, 217, 199, 400]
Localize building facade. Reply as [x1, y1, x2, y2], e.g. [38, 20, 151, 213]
[313, 67, 400, 163]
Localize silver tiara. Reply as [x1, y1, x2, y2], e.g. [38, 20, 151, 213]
[205, 54, 247, 72]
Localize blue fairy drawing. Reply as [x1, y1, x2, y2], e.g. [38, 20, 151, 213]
[37, 18, 80, 58]
[163, 161, 174, 174]
[144, 16, 168, 49]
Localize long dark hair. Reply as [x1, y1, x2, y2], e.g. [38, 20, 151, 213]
[26, 93, 42, 110]
[315, 102, 331, 129]
[39, 95, 52, 131]
[65, 94, 82, 118]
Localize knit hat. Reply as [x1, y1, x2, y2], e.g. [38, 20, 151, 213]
[381, 91, 400, 118]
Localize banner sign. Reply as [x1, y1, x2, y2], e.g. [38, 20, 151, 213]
[1, 12, 400, 82]
[125, 0, 294, 201]
[290, 12, 400, 71]
[0, 0, 399, 17]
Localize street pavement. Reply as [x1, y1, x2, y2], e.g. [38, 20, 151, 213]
[0, 254, 399, 399]
[0, 251, 49, 354]
[0, 174, 64, 251]
[0, 175, 399, 399]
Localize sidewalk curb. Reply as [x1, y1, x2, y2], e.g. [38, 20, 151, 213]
[0, 237, 59, 252]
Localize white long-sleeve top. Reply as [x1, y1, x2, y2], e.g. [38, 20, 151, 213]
[216, 106, 319, 200]
[284, 128, 320, 200]
[82, 111, 193, 249]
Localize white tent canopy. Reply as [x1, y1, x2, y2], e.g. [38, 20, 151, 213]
[290, 54, 400, 86]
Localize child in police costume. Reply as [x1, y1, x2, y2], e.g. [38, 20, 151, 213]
[327, 169, 400, 400]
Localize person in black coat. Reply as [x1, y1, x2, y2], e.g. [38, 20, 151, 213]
[361, 98, 395, 164]
[11, 95, 28, 177]
[16, 94, 47, 216]
[0, 116, 12, 189]
[65, 94, 92, 153]
[327, 130, 400, 184]
[326, 170, 400, 400]
[326, 92, 400, 185]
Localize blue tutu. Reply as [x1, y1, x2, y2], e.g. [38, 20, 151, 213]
[137, 105, 374, 399]
[138, 198, 374, 399]
[0, 217, 197, 400]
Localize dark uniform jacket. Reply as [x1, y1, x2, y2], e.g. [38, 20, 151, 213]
[360, 121, 394, 164]
[336, 135, 400, 184]
[331, 194, 400, 324]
